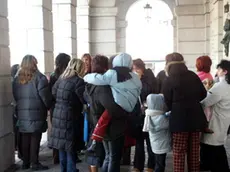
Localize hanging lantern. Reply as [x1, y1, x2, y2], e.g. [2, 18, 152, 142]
[144, 3, 152, 22]
[225, 2, 229, 13]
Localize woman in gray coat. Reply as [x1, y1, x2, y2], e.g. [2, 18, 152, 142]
[13, 55, 52, 170]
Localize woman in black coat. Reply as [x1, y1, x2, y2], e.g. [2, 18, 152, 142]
[49, 53, 70, 164]
[13, 55, 52, 170]
[85, 55, 129, 172]
[48, 58, 86, 172]
[163, 52, 207, 172]
[132, 59, 157, 172]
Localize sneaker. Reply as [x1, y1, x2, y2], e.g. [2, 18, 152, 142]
[31, 163, 49, 171]
[132, 168, 141, 172]
[76, 157, 82, 163]
[87, 140, 97, 153]
[144, 168, 154, 172]
[21, 164, 30, 170]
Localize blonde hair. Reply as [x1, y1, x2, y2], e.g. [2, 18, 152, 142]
[61, 58, 85, 79]
[18, 55, 38, 84]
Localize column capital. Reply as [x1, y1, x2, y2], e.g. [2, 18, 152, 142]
[89, 7, 117, 17]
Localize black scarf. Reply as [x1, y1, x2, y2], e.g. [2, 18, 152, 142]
[113, 67, 132, 83]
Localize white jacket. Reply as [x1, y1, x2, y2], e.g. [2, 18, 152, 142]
[144, 109, 171, 154]
[201, 77, 230, 146]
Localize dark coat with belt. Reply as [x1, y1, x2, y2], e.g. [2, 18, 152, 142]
[49, 72, 60, 121]
[140, 69, 158, 102]
[48, 76, 85, 151]
[163, 63, 207, 132]
[85, 84, 128, 141]
[13, 71, 52, 133]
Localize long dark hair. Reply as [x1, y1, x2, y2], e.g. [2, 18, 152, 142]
[217, 60, 230, 84]
[54, 53, 71, 77]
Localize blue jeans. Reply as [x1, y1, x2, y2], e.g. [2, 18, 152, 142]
[101, 136, 125, 172]
[59, 150, 78, 172]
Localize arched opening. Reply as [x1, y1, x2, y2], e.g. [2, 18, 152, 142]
[8, 1, 48, 161]
[126, 0, 173, 74]
[8, 0, 28, 66]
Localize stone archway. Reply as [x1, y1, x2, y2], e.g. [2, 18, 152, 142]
[116, 0, 176, 53]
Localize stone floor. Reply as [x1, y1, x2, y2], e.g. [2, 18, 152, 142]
[15, 135, 230, 172]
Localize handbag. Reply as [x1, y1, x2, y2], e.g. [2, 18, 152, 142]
[127, 97, 145, 139]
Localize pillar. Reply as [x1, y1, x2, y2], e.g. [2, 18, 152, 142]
[53, 0, 77, 58]
[0, 0, 14, 171]
[204, 0, 210, 55]
[209, 0, 223, 65]
[77, 5, 90, 56]
[175, 0, 206, 71]
[89, 7, 117, 57]
[116, 20, 128, 53]
[26, 0, 54, 74]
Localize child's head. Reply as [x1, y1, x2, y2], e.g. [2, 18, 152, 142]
[147, 94, 165, 112]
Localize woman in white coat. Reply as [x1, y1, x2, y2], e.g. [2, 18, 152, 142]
[201, 60, 230, 172]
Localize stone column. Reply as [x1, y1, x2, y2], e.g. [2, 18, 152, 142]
[175, 0, 206, 71]
[0, 0, 14, 171]
[172, 18, 177, 52]
[209, 0, 223, 65]
[77, 5, 90, 56]
[53, 0, 77, 58]
[204, 0, 210, 55]
[89, 7, 117, 57]
[26, 0, 54, 74]
[116, 20, 128, 53]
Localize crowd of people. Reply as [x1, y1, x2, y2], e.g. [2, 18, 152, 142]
[11, 52, 230, 172]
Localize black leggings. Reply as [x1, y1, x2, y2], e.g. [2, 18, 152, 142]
[200, 143, 229, 172]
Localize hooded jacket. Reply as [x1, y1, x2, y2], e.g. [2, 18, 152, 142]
[143, 94, 171, 154]
[201, 76, 230, 146]
[48, 76, 85, 151]
[163, 62, 207, 132]
[84, 53, 142, 112]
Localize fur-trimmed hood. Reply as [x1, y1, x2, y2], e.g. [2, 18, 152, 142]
[165, 61, 187, 76]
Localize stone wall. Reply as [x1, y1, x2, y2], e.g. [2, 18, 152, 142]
[0, 0, 15, 171]
[175, 0, 206, 70]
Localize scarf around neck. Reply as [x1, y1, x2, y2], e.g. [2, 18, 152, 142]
[113, 66, 132, 83]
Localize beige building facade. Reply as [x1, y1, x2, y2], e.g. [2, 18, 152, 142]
[0, 0, 228, 171]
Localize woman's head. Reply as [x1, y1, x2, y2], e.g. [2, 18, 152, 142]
[165, 52, 184, 64]
[61, 58, 85, 79]
[91, 55, 109, 74]
[165, 52, 187, 76]
[81, 53, 92, 74]
[18, 55, 38, 84]
[196, 56, 212, 73]
[55, 53, 71, 76]
[216, 60, 230, 84]
[133, 58, 145, 76]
